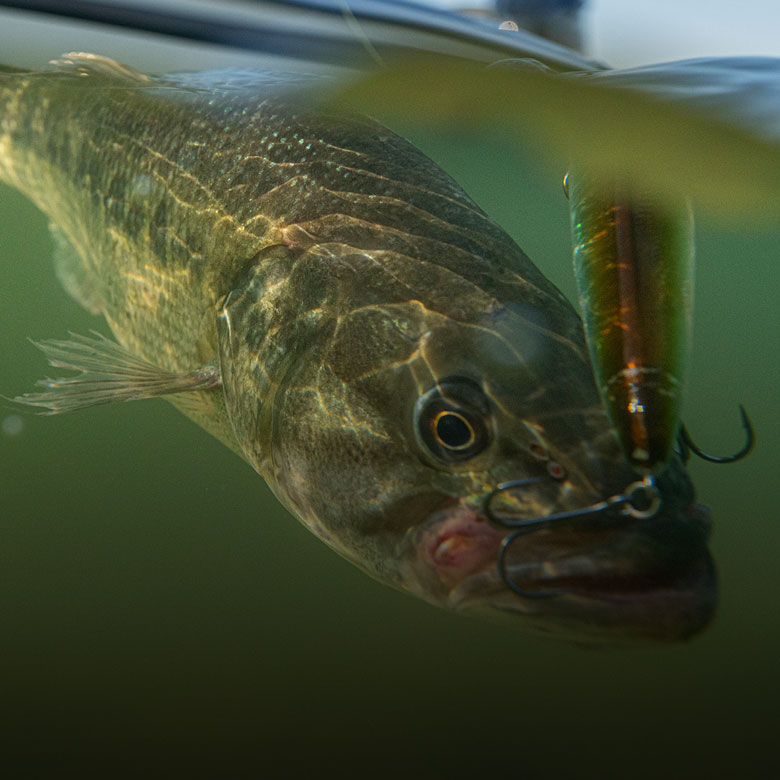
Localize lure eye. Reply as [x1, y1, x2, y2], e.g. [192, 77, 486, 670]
[415, 378, 490, 463]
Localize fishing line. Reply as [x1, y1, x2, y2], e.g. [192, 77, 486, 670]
[336, 0, 386, 69]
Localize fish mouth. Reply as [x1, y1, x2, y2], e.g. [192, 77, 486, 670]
[408, 498, 716, 643]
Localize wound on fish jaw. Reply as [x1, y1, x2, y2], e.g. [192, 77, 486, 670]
[12, 332, 221, 414]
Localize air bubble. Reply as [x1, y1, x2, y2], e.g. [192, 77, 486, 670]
[2, 415, 24, 436]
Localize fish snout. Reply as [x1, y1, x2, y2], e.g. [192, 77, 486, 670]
[404, 465, 716, 642]
[482, 479, 716, 641]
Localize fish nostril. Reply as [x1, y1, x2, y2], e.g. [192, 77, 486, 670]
[547, 461, 566, 479]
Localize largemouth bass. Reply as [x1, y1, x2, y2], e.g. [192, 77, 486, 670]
[2, 54, 714, 642]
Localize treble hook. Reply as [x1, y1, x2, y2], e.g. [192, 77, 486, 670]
[677, 404, 754, 464]
[484, 476, 661, 599]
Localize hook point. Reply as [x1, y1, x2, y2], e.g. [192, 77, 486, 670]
[678, 404, 754, 464]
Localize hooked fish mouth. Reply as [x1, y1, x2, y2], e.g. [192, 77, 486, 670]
[409, 498, 716, 643]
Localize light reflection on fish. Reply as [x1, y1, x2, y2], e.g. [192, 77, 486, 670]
[2, 54, 715, 642]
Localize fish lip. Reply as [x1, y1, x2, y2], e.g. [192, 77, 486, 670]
[450, 562, 717, 644]
[440, 502, 717, 641]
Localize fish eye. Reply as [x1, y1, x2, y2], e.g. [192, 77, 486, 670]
[415, 377, 490, 463]
[432, 410, 474, 450]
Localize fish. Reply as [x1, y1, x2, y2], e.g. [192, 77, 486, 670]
[1, 53, 715, 642]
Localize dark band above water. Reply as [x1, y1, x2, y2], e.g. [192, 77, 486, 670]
[0, 0, 598, 70]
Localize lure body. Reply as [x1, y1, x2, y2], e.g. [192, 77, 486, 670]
[568, 176, 694, 472]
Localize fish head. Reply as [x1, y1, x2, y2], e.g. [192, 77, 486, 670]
[390, 308, 715, 644]
[217, 243, 714, 644]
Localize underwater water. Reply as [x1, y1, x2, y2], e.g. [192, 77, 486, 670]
[0, 3, 779, 777]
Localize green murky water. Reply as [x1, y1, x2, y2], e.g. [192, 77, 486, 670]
[0, 18, 778, 780]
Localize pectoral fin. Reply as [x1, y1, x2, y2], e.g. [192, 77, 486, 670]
[13, 332, 221, 414]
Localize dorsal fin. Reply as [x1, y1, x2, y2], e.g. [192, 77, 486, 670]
[48, 52, 153, 84]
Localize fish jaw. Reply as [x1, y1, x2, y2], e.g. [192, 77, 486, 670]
[402, 498, 716, 644]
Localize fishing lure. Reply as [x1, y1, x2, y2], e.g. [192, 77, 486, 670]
[567, 174, 694, 473]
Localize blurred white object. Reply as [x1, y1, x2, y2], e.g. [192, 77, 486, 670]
[2, 415, 24, 436]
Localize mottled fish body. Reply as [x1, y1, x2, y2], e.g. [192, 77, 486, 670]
[3, 55, 714, 642]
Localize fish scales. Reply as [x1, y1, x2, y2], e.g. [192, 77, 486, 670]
[3, 56, 715, 642]
[3, 61, 581, 454]
[2, 63, 572, 364]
